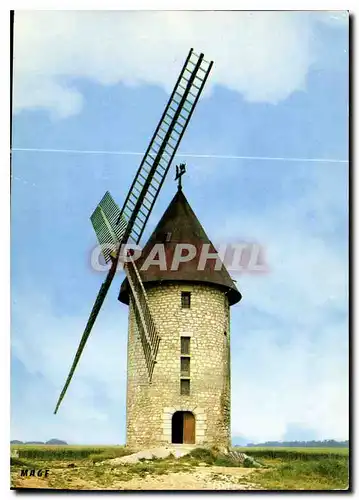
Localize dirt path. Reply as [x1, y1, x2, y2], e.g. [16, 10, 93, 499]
[111, 466, 260, 491]
[12, 466, 261, 491]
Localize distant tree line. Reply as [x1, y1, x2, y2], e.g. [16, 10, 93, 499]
[10, 439, 68, 445]
[246, 439, 349, 448]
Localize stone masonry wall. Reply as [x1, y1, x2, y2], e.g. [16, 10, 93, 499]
[126, 282, 231, 450]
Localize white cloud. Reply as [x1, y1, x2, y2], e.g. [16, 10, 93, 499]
[231, 322, 348, 442]
[11, 290, 128, 443]
[14, 76, 84, 120]
[13, 10, 346, 118]
[227, 229, 349, 442]
[209, 165, 349, 442]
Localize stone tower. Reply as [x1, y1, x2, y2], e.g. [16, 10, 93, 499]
[118, 186, 241, 450]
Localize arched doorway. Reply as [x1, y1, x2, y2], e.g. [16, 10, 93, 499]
[171, 411, 195, 444]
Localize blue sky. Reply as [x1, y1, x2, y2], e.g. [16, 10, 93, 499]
[11, 11, 348, 444]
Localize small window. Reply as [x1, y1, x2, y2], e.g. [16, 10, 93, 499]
[156, 231, 172, 242]
[181, 291, 191, 309]
[181, 336, 190, 355]
[180, 379, 190, 395]
[181, 357, 190, 377]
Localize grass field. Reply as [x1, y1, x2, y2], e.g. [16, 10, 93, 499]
[235, 446, 349, 454]
[10, 445, 350, 491]
[233, 447, 349, 490]
[11, 444, 131, 462]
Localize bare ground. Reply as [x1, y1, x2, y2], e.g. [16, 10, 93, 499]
[111, 466, 260, 491]
[11, 465, 261, 491]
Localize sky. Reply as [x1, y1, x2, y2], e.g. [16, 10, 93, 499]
[11, 10, 349, 445]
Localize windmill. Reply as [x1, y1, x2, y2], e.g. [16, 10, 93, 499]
[54, 49, 213, 414]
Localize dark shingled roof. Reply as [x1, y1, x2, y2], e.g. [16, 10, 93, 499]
[118, 188, 241, 306]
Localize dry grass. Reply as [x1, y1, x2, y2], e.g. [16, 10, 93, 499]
[10, 445, 350, 491]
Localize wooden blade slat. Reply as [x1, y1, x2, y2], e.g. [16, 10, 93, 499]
[124, 254, 160, 381]
[90, 191, 127, 263]
[54, 259, 118, 414]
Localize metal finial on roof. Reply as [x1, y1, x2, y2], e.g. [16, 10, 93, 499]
[175, 163, 186, 190]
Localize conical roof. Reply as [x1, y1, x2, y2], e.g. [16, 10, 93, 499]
[118, 188, 241, 306]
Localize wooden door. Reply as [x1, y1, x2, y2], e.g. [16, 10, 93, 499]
[183, 412, 195, 444]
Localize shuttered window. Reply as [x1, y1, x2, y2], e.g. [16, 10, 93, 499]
[181, 357, 190, 377]
[181, 337, 190, 355]
[181, 292, 191, 309]
[180, 379, 190, 395]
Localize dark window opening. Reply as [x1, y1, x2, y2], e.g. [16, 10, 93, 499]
[180, 379, 190, 395]
[181, 357, 190, 377]
[181, 336, 190, 355]
[171, 412, 184, 443]
[181, 291, 191, 309]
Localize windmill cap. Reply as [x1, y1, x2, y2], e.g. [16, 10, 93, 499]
[118, 189, 242, 306]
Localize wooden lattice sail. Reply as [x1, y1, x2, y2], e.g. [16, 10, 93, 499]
[54, 49, 213, 413]
[125, 254, 160, 380]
